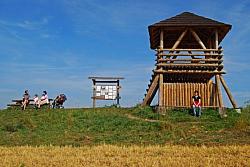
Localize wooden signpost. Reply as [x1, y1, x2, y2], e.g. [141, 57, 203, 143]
[142, 12, 238, 110]
[88, 77, 124, 108]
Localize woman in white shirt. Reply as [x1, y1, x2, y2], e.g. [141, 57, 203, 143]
[38, 91, 49, 108]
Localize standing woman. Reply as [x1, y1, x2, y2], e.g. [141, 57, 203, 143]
[21, 90, 30, 110]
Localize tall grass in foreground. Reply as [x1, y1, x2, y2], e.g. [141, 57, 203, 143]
[0, 145, 249, 167]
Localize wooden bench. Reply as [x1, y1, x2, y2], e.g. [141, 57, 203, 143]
[7, 99, 54, 109]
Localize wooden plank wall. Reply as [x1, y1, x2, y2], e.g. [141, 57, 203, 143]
[163, 81, 218, 107]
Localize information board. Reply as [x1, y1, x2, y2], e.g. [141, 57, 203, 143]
[95, 85, 117, 100]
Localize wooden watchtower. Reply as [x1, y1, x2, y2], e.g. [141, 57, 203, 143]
[142, 12, 238, 109]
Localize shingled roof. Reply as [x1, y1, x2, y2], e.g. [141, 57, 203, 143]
[149, 12, 231, 27]
[148, 12, 232, 49]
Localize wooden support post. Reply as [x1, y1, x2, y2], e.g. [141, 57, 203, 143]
[176, 84, 179, 106]
[219, 75, 238, 108]
[160, 30, 164, 49]
[169, 84, 172, 107]
[166, 84, 168, 107]
[92, 79, 96, 108]
[173, 84, 175, 107]
[187, 83, 190, 107]
[158, 29, 164, 109]
[185, 83, 188, 107]
[171, 84, 174, 107]
[215, 74, 224, 109]
[159, 74, 164, 107]
[117, 80, 120, 106]
[215, 29, 219, 49]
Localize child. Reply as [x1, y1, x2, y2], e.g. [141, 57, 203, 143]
[33, 94, 39, 109]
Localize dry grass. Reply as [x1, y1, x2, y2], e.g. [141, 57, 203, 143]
[0, 145, 249, 167]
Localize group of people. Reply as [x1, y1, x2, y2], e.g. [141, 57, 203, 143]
[21, 90, 49, 110]
[21, 90, 67, 110]
[22, 89, 200, 115]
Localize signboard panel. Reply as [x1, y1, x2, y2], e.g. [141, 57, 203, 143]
[89, 76, 124, 108]
[94, 85, 117, 100]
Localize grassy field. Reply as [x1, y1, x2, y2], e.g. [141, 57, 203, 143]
[0, 106, 249, 146]
[0, 106, 250, 166]
[0, 145, 249, 167]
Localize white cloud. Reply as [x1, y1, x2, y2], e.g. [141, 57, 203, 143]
[63, 0, 171, 35]
[223, 58, 250, 72]
[0, 17, 48, 30]
[0, 17, 56, 42]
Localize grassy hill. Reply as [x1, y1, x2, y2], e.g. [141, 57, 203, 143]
[0, 106, 249, 146]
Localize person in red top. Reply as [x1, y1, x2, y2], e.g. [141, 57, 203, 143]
[192, 90, 202, 117]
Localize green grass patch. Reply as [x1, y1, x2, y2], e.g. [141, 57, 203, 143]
[0, 106, 249, 146]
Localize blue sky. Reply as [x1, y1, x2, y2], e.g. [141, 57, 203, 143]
[0, 0, 250, 109]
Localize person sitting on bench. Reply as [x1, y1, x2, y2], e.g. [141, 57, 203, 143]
[38, 91, 49, 108]
[33, 94, 39, 109]
[192, 90, 202, 117]
[21, 90, 30, 110]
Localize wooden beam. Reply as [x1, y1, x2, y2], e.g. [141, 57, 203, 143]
[154, 70, 226, 74]
[156, 105, 219, 108]
[215, 74, 224, 108]
[207, 80, 212, 106]
[215, 29, 219, 49]
[157, 63, 222, 66]
[142, 75, 159, 106]
[158, 58, 222, 63]
[160, 30, 164, 49]
[184, 83, 187, 107]
[190, 29, 207, 49]
[157, 53, 223, 57]
[169, 84, 172, 106]
[171, 29, 188, 50]
[165, 84, 168, 106]
[158, 30, 164, 107]
[159, 74, 164, 107]
[92, 80, 96, 108]
[219, 75, 238, 108]
[157, 48, 222, 52]
[156, 63, 223, 67]
[169, 29, 188, 62]
[173, 83, 176, 106]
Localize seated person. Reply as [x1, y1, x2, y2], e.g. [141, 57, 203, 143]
[52, 94, 67, 109]
[38, 91, 49, 108]
[21, 90, 30, 110]
[192, 90, 202, 117]
[33, 94, 39, 109]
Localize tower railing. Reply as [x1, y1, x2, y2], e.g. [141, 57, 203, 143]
[154, 48, 224, 74]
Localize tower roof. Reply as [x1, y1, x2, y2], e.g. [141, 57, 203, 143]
[148, 12, 232, 49]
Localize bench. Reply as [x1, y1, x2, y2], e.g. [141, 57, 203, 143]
[7, 99, 54, 109]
